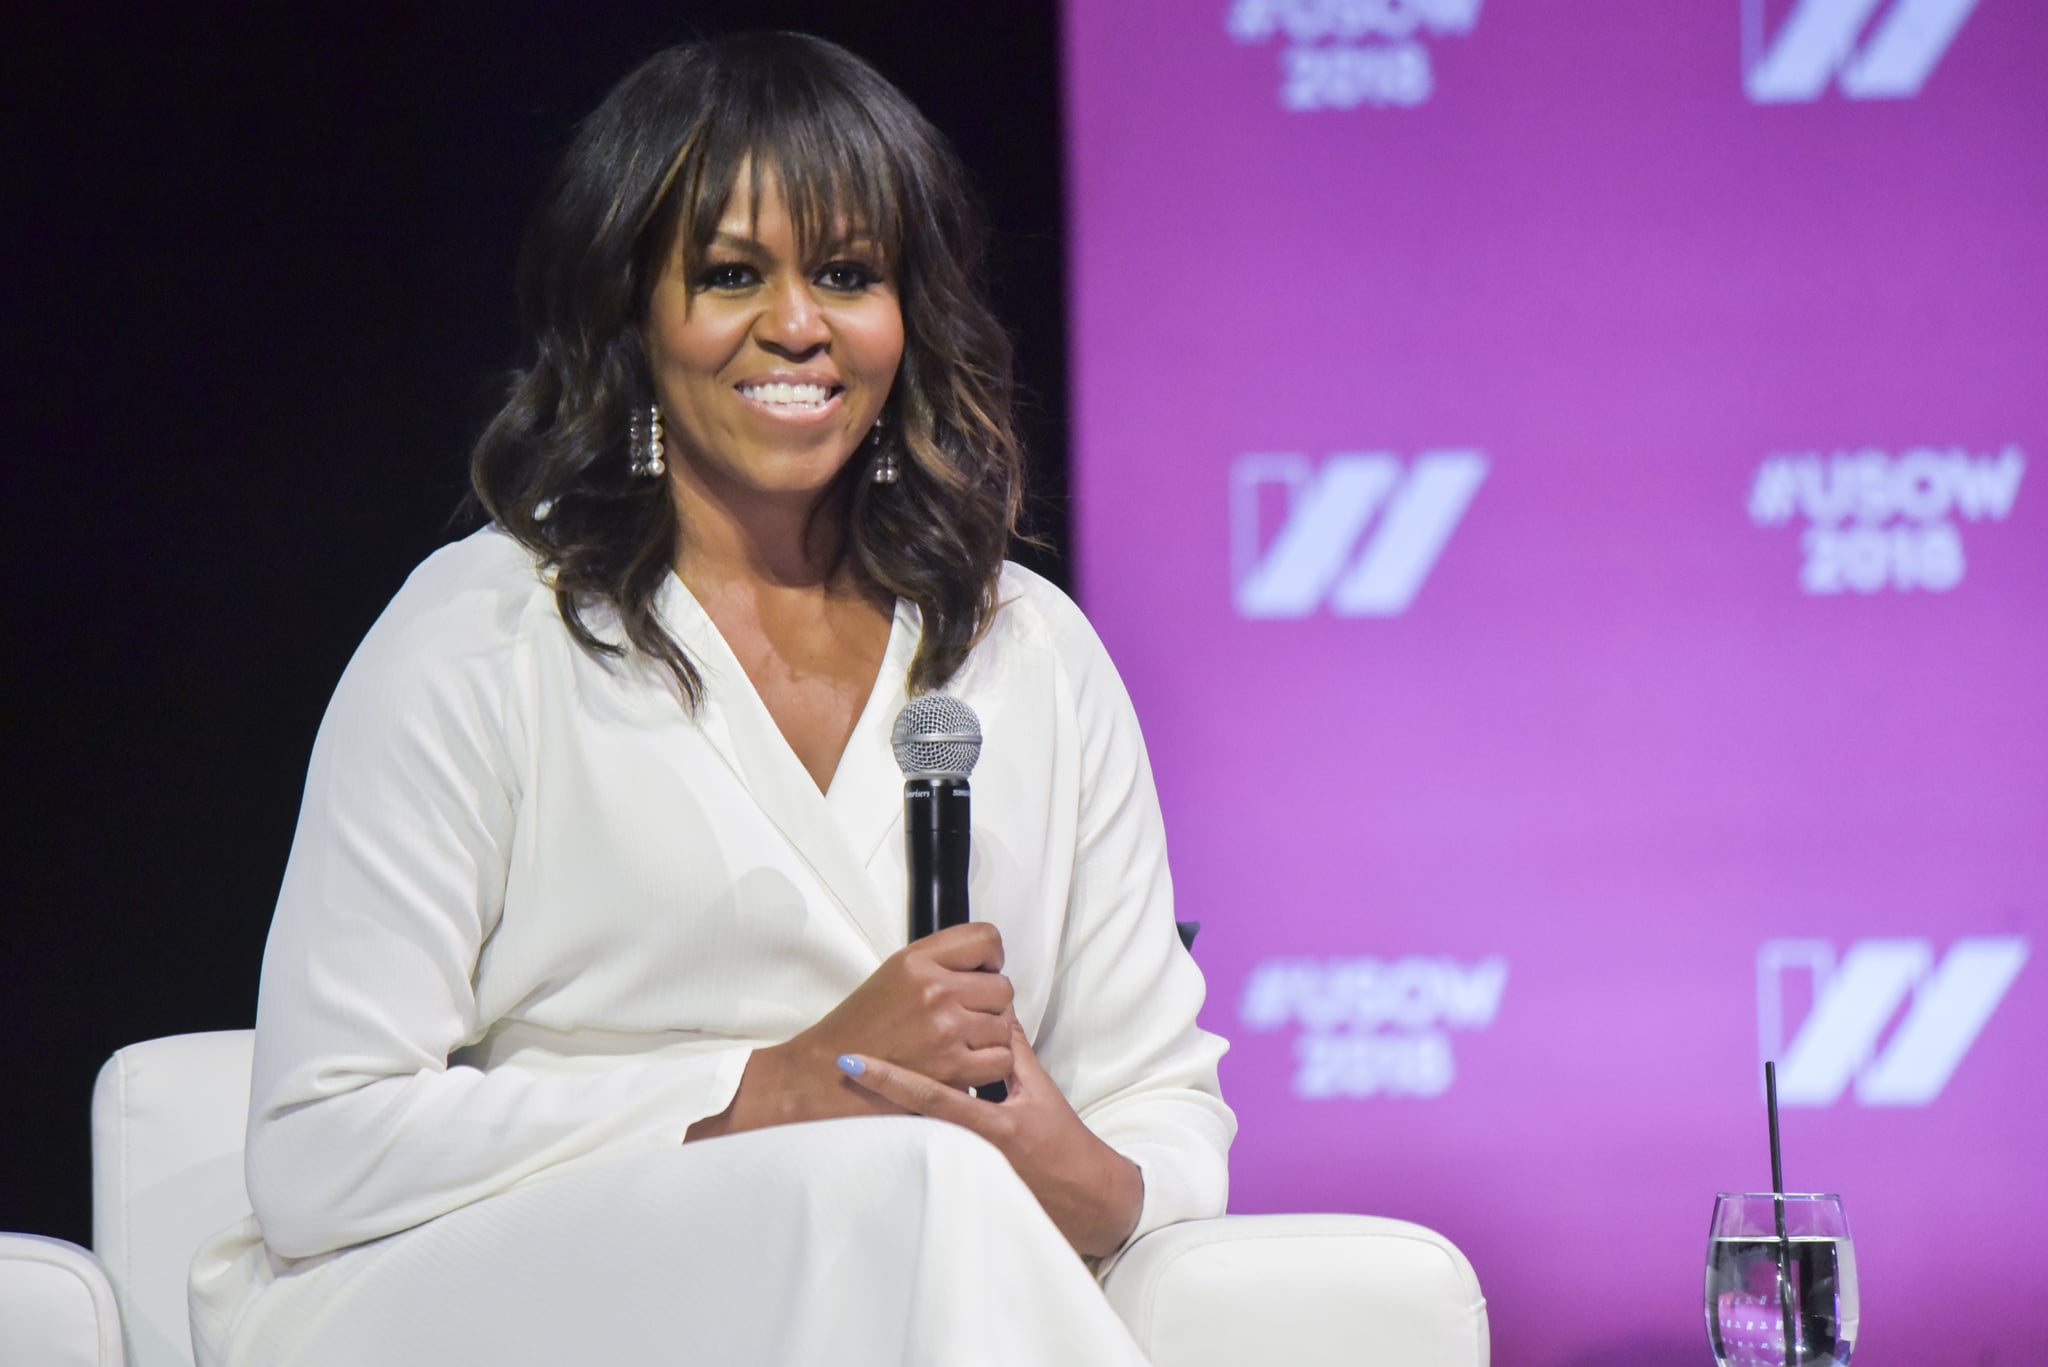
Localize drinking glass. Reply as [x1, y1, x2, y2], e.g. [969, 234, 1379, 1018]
[1705, 1193, 1857, 1366]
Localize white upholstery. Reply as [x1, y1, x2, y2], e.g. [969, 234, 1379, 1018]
[2, 1032, 1487, 1367]
[1104, 1213, 1489, 1367]
[0, 1233, 126, 1367]
[91, 1033, 254, 1367]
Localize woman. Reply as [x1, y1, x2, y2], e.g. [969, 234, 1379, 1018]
[191, 32, 1231, 1367]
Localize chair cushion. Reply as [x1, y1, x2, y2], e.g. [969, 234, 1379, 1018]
[92, 1032, 255, 1367]
[0, 1233, 126, 1367]
[1103, 1213, 1490, 1367]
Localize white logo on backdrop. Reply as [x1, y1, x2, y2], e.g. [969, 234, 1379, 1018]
[1759, 937, 2028, 1106]
[1742, 0, 1979, 103]
[1240, 955, 1507, 1099]
[1232, 451, 1486, 617]
[1225, 0, 1483, 111]
[1747, 445, 2024, 595]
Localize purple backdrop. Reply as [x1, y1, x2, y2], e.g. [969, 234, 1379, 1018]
[1061, 2, 2046, 1362]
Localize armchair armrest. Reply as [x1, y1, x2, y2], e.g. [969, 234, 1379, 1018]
[0, 1233, 128, 1367]
[1102, 1213, 1488, 1367]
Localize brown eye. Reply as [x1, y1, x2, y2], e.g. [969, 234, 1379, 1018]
[817, 262, 879, 292]
[698, 263, 757, 290]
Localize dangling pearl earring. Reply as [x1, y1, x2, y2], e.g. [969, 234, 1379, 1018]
[629, 403, 666, 478]
[869, 417, 898, 485]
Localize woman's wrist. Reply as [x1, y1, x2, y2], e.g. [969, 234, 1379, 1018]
[685, 1036, 873, 1141]
[687, 1042, 790, 1140]
[1071, 1151, 1145, 1258]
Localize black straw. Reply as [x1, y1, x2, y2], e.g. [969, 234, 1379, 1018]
[1768, 1060, 1786, 1195]
[1766, 1061, 1798, 1366]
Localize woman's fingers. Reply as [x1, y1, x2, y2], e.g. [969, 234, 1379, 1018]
[951, 1005, 1013, 1053]
[837, 1054, 999, 1134]
[1004, 1016, 1051, 1087]
[952, 968, 1014, 1017]
[961, 1043, 1016, 1091]
[816, 924, 1011, 1088]
[917, 921, 1005, 973]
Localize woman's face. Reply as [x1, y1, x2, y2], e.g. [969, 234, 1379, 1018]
[644, 163, 904, 503]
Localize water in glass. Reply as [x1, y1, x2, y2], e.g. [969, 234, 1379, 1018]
[1705, 1194, 1857, 1367]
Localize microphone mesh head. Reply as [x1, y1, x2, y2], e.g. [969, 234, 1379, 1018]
[891, 694, 982, 779]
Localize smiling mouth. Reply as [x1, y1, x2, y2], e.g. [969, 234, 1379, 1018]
[736, 381, 841, 412]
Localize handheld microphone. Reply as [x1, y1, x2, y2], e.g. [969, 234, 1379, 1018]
[890, 695, 1004, 1103]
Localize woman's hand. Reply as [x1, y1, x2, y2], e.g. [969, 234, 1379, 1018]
[687, 923, 1014, 1140]
[836, 1019, 1145, 1259]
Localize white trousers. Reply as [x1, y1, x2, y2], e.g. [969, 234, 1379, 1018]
[210, 1116, 1155, 1366]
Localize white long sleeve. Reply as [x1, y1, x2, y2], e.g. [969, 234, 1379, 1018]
[1016, 579, 1235, 1246]
[245, 541, 752, 1258]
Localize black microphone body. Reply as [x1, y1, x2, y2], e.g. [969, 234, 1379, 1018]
[902, 775, 1005, 1101]
[904, 777, 972, 942]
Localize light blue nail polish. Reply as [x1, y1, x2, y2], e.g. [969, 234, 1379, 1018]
[836, 1054, 864, 1077]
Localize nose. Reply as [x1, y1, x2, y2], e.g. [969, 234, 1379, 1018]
[756, 277, 830, 358]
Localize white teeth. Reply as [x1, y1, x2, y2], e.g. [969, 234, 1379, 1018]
[738, 382, 833, 408]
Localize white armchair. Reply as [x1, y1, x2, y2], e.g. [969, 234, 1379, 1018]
[0, 1033, 1488, 1367]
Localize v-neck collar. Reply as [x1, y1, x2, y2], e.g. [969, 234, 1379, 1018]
[823, 598, 919, 867]
[655, 574, 917, 960]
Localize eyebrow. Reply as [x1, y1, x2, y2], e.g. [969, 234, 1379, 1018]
[703, 230, 885, 258]
[706, 232, 770, 257]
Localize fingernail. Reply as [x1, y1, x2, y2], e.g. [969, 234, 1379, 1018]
[836, 1054, 865, 1077]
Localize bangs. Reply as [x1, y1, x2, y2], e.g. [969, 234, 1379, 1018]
[652, 55, 910, 282]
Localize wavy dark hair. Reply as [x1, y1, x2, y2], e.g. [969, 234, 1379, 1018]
[467, 32, 1023, 703]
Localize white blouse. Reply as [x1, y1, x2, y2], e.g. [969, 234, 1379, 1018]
[237, 527, 1234, 1266]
